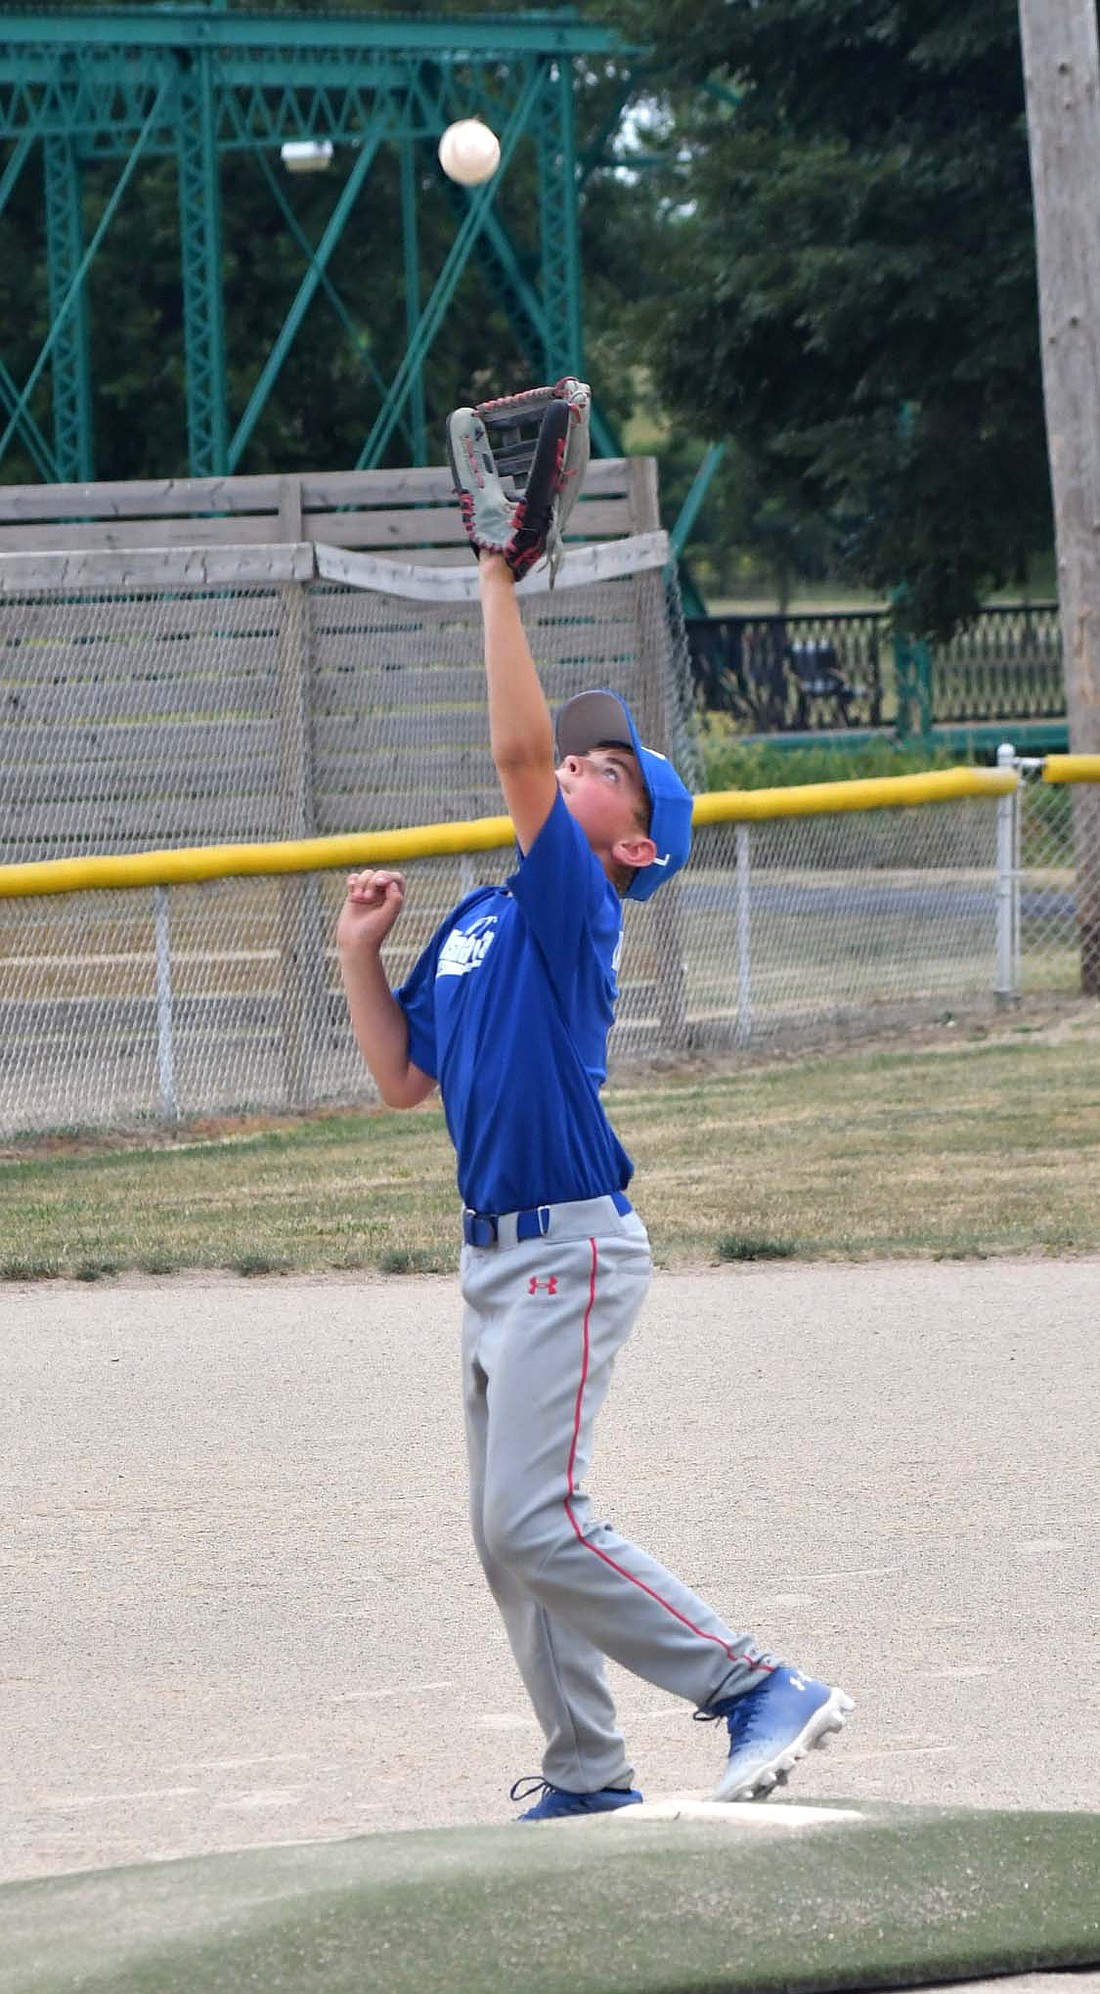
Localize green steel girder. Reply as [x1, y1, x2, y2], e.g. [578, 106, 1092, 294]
[245, 134, 419, 463]
[0, 129, 32, 212]
[0, 50, 649, 162]
[399, 132, 427, 468]
[536, 62, 582, 383]
[43, 130, 94, 480]
[0, 75, 170, 473]
[177, 48, 228, 476]
[0, 15, 618, 57]
[0, 357, 57, 482]
[0, 130, 58, 478]
[0, 9, 632, 482]
[0, 10, 620, 149]
[228, 118, 389, 472]
[0, 58, 467, 158]
[0, 49, 169, 155]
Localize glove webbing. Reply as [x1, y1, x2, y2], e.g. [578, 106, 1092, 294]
[475, 386, 563, 490]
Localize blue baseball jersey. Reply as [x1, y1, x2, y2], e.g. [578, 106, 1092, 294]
[395, 790, 633, 1214]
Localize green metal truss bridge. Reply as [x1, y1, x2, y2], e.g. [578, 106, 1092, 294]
[0, 5, 637, 484]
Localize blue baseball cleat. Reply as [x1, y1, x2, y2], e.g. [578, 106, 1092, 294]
[706, 1668, 854, 1802]
[510, 1777, 644, 1822]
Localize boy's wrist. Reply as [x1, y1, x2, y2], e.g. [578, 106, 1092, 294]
[338, 932, 384, 963]
[479, 551, 513, 587]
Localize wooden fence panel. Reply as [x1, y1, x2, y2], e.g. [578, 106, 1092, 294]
[0, 593, 286, 646]
[2, 722, 279, 796]
[0, 463, 640, 555]
[0, 463, 690, 1069]
[4, 675, 278, 727]
[9, 792, 289, 852]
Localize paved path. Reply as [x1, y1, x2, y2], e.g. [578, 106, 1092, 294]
[2, 1259, 1098, 1906]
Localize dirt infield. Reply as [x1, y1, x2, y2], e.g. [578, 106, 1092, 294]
[2, 1259, 1098, 1888]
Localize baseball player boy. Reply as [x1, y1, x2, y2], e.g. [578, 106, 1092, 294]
[337, 384, 853, 1819]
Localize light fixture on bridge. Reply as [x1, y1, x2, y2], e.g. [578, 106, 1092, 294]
[280, 140, 334, 173]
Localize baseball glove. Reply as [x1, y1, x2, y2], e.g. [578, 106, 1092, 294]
[446, 376, 591, 584]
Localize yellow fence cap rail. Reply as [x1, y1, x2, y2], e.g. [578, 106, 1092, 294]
[0, 814, 515, 902]
[1041, 754, 1100, 785]
[0, 764, 1026, 901]
[691, 763, 1017, 826]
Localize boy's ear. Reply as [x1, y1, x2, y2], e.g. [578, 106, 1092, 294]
[611, 831, 657, 874]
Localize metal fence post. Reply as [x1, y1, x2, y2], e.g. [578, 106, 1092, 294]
[635, 558, 689, 1049]
[994, 743, 1020, 1005]
[913, 638, 934, 748]
[893, 627, 913, 743]
[153, 885, 180, 1120]
[735, 822, 752, 1046]
[276, 573, 322, 1110]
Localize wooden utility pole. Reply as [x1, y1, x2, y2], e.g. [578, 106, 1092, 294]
[1018, 0, 1100, 991]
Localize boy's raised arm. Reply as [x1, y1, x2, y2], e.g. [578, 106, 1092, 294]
[479, 553, 558, 853]
[446, 391, 589, 854]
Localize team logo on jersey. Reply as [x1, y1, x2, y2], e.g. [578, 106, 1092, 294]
[437, 914, 498, 979]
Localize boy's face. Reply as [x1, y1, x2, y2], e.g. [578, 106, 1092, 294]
[556, 745, 655, 874]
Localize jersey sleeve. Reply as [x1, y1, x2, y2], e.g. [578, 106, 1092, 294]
[509, 789, 619, 996]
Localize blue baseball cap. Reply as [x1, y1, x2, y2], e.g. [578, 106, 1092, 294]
[555, 689, 694, 901]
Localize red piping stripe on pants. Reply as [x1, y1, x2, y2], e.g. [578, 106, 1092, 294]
[562, 1236, 772, 1673]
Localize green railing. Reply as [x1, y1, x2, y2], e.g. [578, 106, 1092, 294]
[921, 603, 1065, 723]
[686, 603, 1062, 741]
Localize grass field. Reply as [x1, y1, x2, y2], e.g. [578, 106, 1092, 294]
[1, 1002, 1097, 1281]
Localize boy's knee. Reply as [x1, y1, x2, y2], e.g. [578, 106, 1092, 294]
[482, 1496, 563, 1575]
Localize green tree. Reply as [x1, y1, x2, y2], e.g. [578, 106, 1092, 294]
[611, 0, 1053, 637]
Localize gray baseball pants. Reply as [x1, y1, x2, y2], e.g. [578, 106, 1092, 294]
[459, 1194, 776, 1794]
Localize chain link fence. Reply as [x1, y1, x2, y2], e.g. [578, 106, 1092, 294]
[3, 764, 1098, 1137]
[0, 540, 696, 867]
[657, 800, 1002, 1059]
[1017, 763, 1100, 996]
[1, 534, 1097, 1136]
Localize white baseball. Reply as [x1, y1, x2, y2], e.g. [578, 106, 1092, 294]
[438, 119, 501, 187]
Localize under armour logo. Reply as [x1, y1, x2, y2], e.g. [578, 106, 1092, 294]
[789, 1672, 807, 1692]
[528, 1276, 559, 1296]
